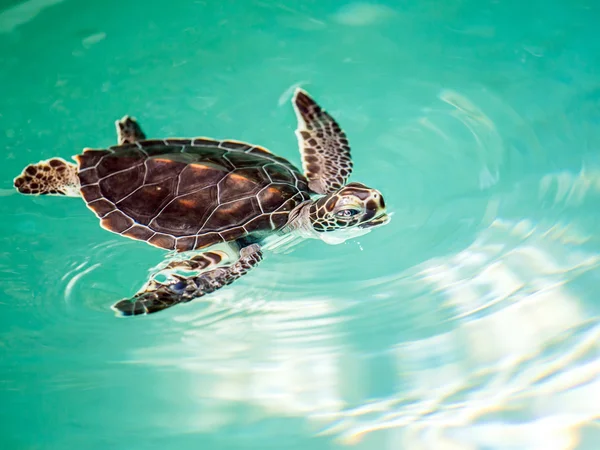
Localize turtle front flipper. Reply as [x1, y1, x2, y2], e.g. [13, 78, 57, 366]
[112, 244, 263, 316]
[292, 89, 353, 195]
[14, 158, 80, 197]
[115, 116, 146, 144]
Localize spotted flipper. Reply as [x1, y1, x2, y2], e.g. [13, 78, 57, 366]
[115, 116, 146, 145]
[293, 89, 353, 195]
[13, 158, 80, 197]
[112, 244, 263, 316]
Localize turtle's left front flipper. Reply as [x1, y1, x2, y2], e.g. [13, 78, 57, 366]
[112, 244, 263, 316]
[293, 88, 353, 195]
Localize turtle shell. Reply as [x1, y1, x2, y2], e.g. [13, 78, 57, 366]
[75, 138, 311, 252]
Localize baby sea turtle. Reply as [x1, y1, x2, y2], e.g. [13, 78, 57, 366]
[14, 89, 390, 316]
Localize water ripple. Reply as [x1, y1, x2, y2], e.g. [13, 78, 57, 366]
[3, 82, 600, 447]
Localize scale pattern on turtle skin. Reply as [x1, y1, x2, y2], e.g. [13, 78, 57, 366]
[294, 90, 353, 195]
[112, 244, 264, 316]
[76, 138, 311, 252]
[309, 182, 379, 232]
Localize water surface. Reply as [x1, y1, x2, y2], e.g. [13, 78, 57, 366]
[2, 1, 600, 449]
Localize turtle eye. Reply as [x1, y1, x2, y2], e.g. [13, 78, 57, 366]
[336, 208, 361, 218]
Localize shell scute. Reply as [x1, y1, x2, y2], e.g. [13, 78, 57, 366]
[87, 199, 114, 218]
[247, 146, 272, 156]
[117, 178, 176, 226]
[148, 233, 176, 250]
[77, 149, 109, 168]
[244, 215, 273, 233]
[96, 149, 145, 178]
[191, 138, 218, 147]
[225, 150, 273, 169]
[257, 183, 297, 211]
[98, 166, 145, 203]
[123, 225, 155, 241]
[144, 158, 187, 184]
[80, 184, 102, 202]
[204, 197, 260, 231]
[263, 163, 297, 184]
[151, 186, 217, 235]
[219, 140, 252, 151]
[101, 210, 134, 233]
[218, 168, 264, 203]
[219, 227, 247, 242]
[194, 232, 223, 250]
[177, 163, 226, 195]
[175, 236, 196, 252]
[165, 138, 192, 146]
[270, 212, 289, 229]
[78, 168, 99, 185]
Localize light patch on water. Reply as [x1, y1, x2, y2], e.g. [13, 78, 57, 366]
[333, 3, 396, 27]
[0, 0, 65, 33]
[447, 24, 496, 38]
[185, 95, 218, 112]
[523, 45, 545, 58]
[320, 227, 373, 245]
[81, 32, 106, 49]
[478, 164, 499, 189]
[0, 188, 17, 197]
[540, 163, 600, 207]
[439, 90, 493, 125]
[418, 117, 452, 142]
[255, 2, 326, 31]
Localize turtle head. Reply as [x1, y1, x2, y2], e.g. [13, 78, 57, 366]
[309, 182, 390, 244]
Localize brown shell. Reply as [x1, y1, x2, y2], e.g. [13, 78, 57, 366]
[75, 138, 311, 252]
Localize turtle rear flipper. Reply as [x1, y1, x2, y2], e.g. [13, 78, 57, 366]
[14, 158, 80, 197]
[115, 116, 146, 144]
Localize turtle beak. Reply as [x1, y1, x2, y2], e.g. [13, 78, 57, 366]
[359, 212, 390, 229]
[358, 191, 389, 229]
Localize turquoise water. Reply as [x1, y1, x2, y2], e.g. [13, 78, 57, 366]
[2, 0, 600, 448]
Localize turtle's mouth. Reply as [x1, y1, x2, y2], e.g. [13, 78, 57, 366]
[359, 212, 391, 229]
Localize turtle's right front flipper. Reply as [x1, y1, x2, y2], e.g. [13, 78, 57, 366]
[112, 244, 263, 316]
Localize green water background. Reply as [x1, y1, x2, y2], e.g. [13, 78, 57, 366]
[2, 0, 600, 449]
